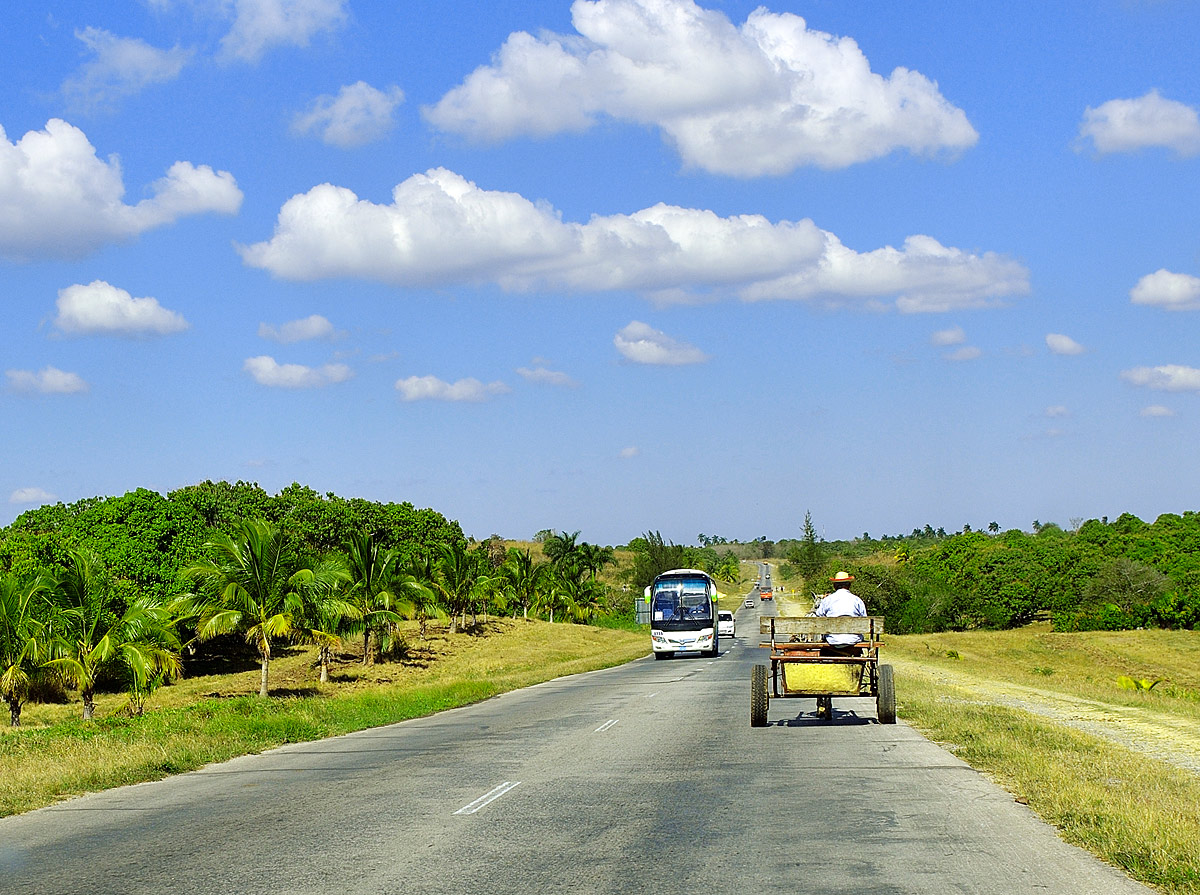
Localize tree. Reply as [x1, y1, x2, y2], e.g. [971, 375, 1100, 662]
[577, 543, 615, 580]
[0, 571, 53, 726]
[501, 548, 549, 620]
[628, 531, 688, 590]
[431, 541, 485, 633]
[46, 549, 181, 720]
[542, 531, 581, 566]
[344, 532, 405, 665]
[181, 519, 330, 698]
[291, 557, 357, 683]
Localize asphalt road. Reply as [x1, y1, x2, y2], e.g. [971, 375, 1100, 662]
[1, 602, 1153, 895]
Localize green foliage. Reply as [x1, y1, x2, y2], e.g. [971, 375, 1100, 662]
[626, 531, 689, 591]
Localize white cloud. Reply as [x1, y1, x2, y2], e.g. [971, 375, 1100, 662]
[0, 120, 242, 261]
[1141, 405, 1175, 418]
[220, 0, 349, 62]
[614, 321, 709, 365]
[1046, 333, 1085, 356]
[293, 81, 404, 148]
[54, 280, 189, 336]
[258, 314, 336, 343]
[516, 365, 577, 386]
[394, 375, 511, 402]
[6, 366, 89, 395]
[243, 355, 352, 388]
[1079, 90, 1200, 157]
[944, 345, 981, 362]
[1045, 405, 1070, 418]
[1130, 269, 1200, 310]
[241, 168, 1027, 312]
[425, 0, 978, 175]
[619, 446, 640, 458]
[61, 27, 191, 110]
[930, 325, 965, 346]
[9, 487, 57, 505]
[1121, 365, 1200, 392]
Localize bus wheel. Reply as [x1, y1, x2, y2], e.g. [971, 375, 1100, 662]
[751, 664, 768, 727]
[876, 664, 896, 724]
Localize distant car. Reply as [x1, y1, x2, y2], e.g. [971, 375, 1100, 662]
[718, 610, 735, 636]
[745, 597, 755, 608]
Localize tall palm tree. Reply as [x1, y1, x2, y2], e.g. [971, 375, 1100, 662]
[182, 518, 333, 698]
[402, 554, 446, 640]
[291, 556, 355, 683]
[542, 530, 581, 567]
[344, 532, 405, 665]
[432, 542, 483, 633]
[501, 548, 549, 620]
[46, 549, 181, 720]
[0, 571, 53, 726]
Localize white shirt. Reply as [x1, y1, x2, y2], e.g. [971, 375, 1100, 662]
[814, 587, 867, 646]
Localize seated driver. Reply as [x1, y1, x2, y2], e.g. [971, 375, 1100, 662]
[814, 571, 867, 655]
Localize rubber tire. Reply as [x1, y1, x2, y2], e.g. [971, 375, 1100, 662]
[750, 664, 769, 727]
[706, 633, 719, 658]
[877, 664, 896, 724]
[654, 651, 673, 660]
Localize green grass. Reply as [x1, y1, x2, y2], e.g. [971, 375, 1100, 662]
[0, 618, 647, 817]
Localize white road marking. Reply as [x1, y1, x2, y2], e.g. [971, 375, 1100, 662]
[454, 781, 521, 815]
[594, 719, 619, 733]
[645, 692, 659, 699]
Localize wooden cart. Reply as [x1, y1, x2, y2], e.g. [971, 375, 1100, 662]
[751, 616, 895, 726]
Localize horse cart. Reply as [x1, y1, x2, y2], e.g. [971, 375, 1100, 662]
[751, 615, 895, 726]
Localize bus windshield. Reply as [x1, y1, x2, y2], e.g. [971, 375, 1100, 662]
[652, 577, 713, 624]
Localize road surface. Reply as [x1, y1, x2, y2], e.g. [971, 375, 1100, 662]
[0, 600, 1153, 894]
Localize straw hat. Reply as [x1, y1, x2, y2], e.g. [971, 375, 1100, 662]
[830, 571, 855, 583]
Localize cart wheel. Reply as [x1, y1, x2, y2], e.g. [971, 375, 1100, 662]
[877, 664, 896, 724]
[655, 651, 673, 660]
[750, 664, 768, 727]
[817, 696, 832, 723]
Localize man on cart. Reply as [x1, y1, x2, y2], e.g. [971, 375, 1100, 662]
[811, 571, 868, 718]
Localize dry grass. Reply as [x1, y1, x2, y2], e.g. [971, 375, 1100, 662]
[890, 626, 1200, 894]
[0, 619, 646, 816]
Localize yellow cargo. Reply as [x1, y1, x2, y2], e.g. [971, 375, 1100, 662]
[783, 661, 863, 695]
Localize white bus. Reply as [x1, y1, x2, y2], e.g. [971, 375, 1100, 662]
[645, 568, 719, 660]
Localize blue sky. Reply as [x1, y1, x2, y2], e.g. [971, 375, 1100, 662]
[3, 0, 1200, 546]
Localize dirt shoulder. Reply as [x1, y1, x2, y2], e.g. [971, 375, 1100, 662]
[891, 656, 1200, 775]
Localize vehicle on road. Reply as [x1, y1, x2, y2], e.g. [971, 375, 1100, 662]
[744, 597, 755, 608]
[718, 610, 735, 636]
[759, 587, 772, 601]
[646, 569, 719, 660]
[751, 615, 895, 726]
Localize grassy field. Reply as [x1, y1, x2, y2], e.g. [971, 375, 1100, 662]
[889, 626, 1200, 895]
[0, 618, 647, 817]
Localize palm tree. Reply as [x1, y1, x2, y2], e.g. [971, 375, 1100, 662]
[542, 530, 581, 567]
[501, 548, 549, 620]
[403, 554, 447, 640]
[46, 549, 181, 720]
[182, 518, 330, 698]
[577, 543, 615, 580]
[291, 557, 356, 683]
[0, 571, 53, 726]
[344, 532, 405, 665]
[431, 542, 489, 632]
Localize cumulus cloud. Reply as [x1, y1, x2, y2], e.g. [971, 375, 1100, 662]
[944, 345, 981, 362]
[53, 280, 189, 336]
[516, 365, 577, 386]
[1078, 90, 1200, 157]
[1130, 269, 1200, 310]
[930, 325, 965, 346]
[425, 0, 977, 175]
[0, 119, 242, 261]
[240, 168, 1027, 312]
[1045, 405, 1070, 418]
[1046, 333, 1085, 356]
[243, 355, 352, 388]
[6, 366, 89, 395]
[614, 321, 708, 365]
[395, 375, 511, 402]
[293, 81, 404, 148]
[61, 27, 191, 111]
[619, 446, 640, 458]
[219, 0, 349, 62]
[9, 487, 57, 505]
[1121, 365, 1200, 392]
[1141, 405, 1175, 418]
[258, 314, 336, 343]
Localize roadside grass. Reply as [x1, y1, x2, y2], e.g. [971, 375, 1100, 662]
[890, 627, 1200, 895]
[888, 625, 1200, 723]
[0, 619, 647, 817]
[893, 667, 1200, 895]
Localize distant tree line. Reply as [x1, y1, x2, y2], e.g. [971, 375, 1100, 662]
[0, 484, 634, 724]
[775, 511, 1200, 634]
